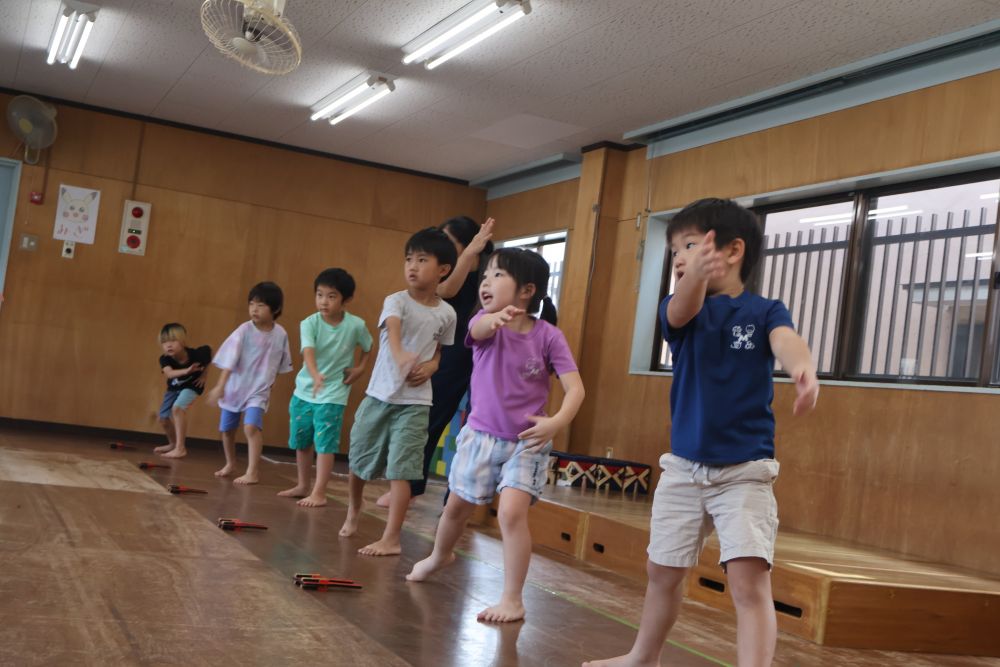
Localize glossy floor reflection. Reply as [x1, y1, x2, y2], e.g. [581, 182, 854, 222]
[2, 427, 996, 667]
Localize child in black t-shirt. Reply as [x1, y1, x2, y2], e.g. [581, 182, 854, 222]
[156, 323, 212, 459]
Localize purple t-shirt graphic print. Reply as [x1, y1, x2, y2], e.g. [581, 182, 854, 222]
[465, 310, 578, 442]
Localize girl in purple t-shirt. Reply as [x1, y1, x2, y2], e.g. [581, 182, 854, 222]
[406, 248, 586, 624]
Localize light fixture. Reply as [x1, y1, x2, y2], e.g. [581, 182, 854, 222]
[966, 251, 994, 261]
[401, 0, 531, 70]
[867, 205, 909, 215]
[47, 1, 99, 70]
[980, 192, 1000, 200]
[309, 73, 396, 126]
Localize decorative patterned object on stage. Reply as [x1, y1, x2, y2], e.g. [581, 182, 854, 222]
[549, 451, 651, 494]
[431, 391, 470, 478]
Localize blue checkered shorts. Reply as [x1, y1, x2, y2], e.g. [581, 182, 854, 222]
[447, 426, 553, 505]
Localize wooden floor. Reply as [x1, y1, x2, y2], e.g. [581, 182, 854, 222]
[1, 426, 998, 667]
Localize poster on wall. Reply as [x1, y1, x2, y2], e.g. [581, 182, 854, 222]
[53, 184, 100, 245]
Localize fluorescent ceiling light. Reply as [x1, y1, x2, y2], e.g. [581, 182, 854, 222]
[980, 193, 1000, 200]
[813, 218, 853, 226]
[401, 0, 531, 70]
[309, 73, 396, 125]
[47, 1, 98, 69]
[329, 85, 393, 126]
[966, 251, 994, 260]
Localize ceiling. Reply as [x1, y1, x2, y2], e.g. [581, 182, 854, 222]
[1, 0, 999, 182]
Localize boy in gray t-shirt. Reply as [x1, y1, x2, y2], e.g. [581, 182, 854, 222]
[340, 228, 457, 557]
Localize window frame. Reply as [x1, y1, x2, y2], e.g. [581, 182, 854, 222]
[648, 168, 1000, 387]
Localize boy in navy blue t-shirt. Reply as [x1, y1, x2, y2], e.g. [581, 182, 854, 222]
[587, 199, 819, 667]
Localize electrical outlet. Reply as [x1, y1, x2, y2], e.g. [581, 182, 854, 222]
[20, 233, 38, 251]
[61, 240, 75, 259]
[605, 447, 614, 459]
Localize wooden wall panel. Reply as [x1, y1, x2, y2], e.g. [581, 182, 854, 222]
[486, 178, 579, 241]
[649, 70, 1000, 211]
[0, 98, 485, 451]
[474, 73, 1000, 574]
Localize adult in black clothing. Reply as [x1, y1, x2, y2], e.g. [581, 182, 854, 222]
[377, 215, 495, 507]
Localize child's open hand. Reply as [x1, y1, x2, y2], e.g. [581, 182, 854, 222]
[406, 359, 439, 387]
[186, 363, 203, 375]
[687, 230, 726, 282]
[207, 385, 223, 407]
[792, 367, 819, 416]
[193, 375, 207, 389]
[342, 366, 364, 386]
[491, 306, 525, 331]
[466, 217, 495, 256]
[395, 350, 419, 378]
[311, 372, 326, 397]
[518, 414, 563, 450]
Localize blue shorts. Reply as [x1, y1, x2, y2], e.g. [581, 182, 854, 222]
[219, 407, 265, 432]
[159, 389, 199, 419]
[447, 426, 553, 505]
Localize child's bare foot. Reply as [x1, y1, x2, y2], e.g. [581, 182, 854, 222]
[405, 552, 456, 581]
[154, 444, 175, 454]
[277, 485, 309, 498]
[160, 448, 187, 459]
[582, 656, 656, 667]
[339, 506, 362, 537]
[358, 538, 401, 556]
[477, 599, 526, 623]
[214, 464, 235, 477]
[297, 493, 327, 507]
[233, 472, 259, 485]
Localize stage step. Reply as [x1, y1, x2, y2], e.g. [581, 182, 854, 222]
[477, 487, 1000, 657]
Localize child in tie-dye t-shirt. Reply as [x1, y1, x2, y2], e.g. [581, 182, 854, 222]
[207, 282, 293, 485]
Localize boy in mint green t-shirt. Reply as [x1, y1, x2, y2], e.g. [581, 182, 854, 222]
[278, 268, 373, 507]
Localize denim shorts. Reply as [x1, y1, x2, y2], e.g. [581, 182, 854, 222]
[158, 388, 199, 419]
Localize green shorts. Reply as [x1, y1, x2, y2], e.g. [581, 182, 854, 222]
[348, 396, 429, 481]
[288, 395, 346, 455]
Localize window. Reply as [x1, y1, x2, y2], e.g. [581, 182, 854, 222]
[498, 231, 567, 309]
[853, 179, 999, 382]
[759, 200, 852, 375]
[650, 171, 1000, 387]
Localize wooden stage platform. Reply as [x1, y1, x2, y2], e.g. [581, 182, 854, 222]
[477, 484, 1000, 658]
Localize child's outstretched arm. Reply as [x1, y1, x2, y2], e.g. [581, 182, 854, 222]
[666, 230, 725, 329]
[518, 371, 585, 449]
[469, 306, 525, 341]
[343, 348, 371, 386]
[770, 326, 819, 416]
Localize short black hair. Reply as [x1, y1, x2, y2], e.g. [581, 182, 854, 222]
[314, 268, 356, 300]
[667, 198, 763, 282]
[405, 227, 458, 273]
[248, 281, 284, 318]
